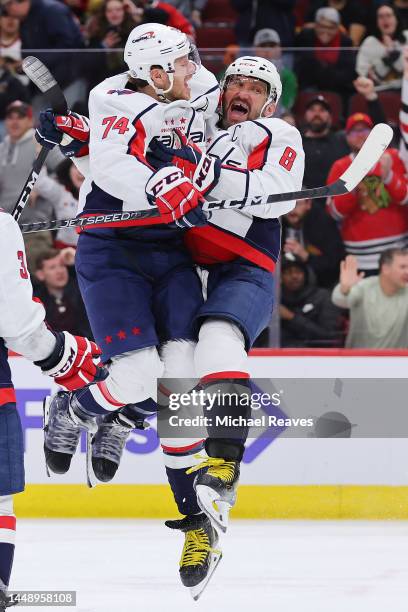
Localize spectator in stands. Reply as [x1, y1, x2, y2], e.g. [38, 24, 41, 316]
[332, 251, 408, 348]
[280, 255, 342, 348]
[301, 95, 349, 189]
[137, 0, 194, 38]
[0, 7, 26, 83]
[305, 0, 369, 46]
[54, 158, 84, 248]
[253, 28, 297, 112]
[295, 7, 356, 95]
[352, 75, 387, 125]
[165, 0, 207, 28]
[3, 0, 84, 89]
[282, 195, 345, 288]
[0, 101, 65, 271]
[327, 112, 408, 275]
[85, 0, 138, 82]
[34, 248, 93, 338]
[217, 43, 239, 81]
[0, 57, 28, 132]
[232, 0, 296, 48]
[356, 4, 408, 90]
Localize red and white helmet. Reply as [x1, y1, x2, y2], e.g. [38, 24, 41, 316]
[222, 55, 282, 110]
[124, 23, 200, 95]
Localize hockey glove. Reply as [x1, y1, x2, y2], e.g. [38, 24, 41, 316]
[148, 129, 221, 196]
[36, 109, 90, 157]
[145, 166, 208, 228]
[34, 331, 108, 391]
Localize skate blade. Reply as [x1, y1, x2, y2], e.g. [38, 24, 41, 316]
[43, 396, 51, 478]
[86, 432, 98, 488]
[195, 484, 232, 534]
[189, 549, 222, 601]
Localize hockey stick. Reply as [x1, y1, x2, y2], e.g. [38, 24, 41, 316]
[11, 56, 68, 221]
[19, 122, 393, 234]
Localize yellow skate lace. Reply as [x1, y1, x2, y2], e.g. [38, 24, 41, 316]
[180, 528, 216, 568]
[186, 455, 236, 483]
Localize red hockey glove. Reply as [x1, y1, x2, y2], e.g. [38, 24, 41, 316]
[148, 129, 221, 196]
[35, 331, 108, 391]
[145, 166, 208, 228]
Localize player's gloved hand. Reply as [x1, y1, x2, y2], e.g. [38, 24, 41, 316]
[34, 331, 108, 391]
[145, 166, 208, 228]
[148, 129, 221, 196]
[36, 109, 90, 157]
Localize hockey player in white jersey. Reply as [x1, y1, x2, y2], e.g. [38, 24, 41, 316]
[147, 55, 304, 595]
[36, 54, 304, 598]
[0, 211, 106, 610]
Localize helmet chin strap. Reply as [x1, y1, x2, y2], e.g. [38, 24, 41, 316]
[152, 72, 175, 101]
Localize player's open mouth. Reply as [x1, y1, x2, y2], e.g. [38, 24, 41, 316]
[229, 101, 250, 119]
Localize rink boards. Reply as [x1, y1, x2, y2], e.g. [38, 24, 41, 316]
[9, 349, 408, 519]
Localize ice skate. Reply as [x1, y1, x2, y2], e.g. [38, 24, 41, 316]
[91, 409, 147, 483]
[187, 457, 240, 533]
[43, 391, 97, 475]
[165, 513, 222, 601]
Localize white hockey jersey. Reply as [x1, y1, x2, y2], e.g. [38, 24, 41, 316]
[79, 65, 219, 229]
[0, 211, 55, 405]
[185, 118, 305, 271]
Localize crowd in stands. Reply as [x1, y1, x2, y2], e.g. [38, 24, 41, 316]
[1, 0, 408, 348]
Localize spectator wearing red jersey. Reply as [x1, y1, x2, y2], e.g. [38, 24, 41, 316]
[327, 112, 408, 274]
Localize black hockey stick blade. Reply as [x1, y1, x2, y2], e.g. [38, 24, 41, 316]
[19, 123, 393, 232]
[22, 56, 67, 114]
[12, 58, 68, 221]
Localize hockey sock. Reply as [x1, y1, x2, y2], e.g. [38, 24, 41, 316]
[120, 399, 157, 423]
[201, 372, 251, 462]
[0, 496, 15, 588]
[74, 377, 130, 416]
[162, 440, 205, 515]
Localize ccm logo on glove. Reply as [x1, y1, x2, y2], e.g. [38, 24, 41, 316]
[150, 169, 184, 197]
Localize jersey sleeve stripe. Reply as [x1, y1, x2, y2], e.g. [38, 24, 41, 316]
[247, 135, 271, 170]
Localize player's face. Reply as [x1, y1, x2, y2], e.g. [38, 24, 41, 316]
[223, 76, 271, 127]
[36, 256, 69, 290]
[346, 122, 370, 152]
[167, 55, 196, 101]
[383, 254, 408, 288]
[282, 265, 305, 292]
[5, 112, 32, 141]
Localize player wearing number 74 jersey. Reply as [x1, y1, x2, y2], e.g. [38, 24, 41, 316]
[0, 211, 107, 611]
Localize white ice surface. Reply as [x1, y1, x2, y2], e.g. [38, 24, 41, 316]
[12, 520, 408, 612]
